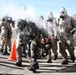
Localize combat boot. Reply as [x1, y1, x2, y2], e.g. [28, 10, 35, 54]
[0, 49, 3, 54]
[71, 55, 75, 62]
[2, 51, 9, 55]
[34, 62, 39, 69]
[28, 62, 39, 73]
[62, 60, 68, 65]
[28, 66, 36, 73]
[16, 61, 22, 66]
[47, 59, 52, 63]
[2, 48, 9, 55]
[53, 55, 58, 60]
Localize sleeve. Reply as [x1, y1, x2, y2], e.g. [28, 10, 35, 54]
[71, 17, 76, 29]
[54, 19, 60, 37]
[0, 22, 4, 33]
[70, 17, 76, 34]
[45, 20, 48, 28]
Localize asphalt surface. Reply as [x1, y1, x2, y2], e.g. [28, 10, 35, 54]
[0, 29, 76, 75]
[0, 53, 76, 75]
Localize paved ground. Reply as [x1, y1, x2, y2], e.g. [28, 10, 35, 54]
[0, 54, 76, 75]
[0, 29, 76, 75]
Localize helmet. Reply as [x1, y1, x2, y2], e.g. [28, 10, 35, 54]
[2, 15, 12, 22]
[2, 16, 7, 22]
[17, 19, 25, 30]
[59, 7, 67, 18]
[47, 12, 54, 20]
[40, 15, 44, 20]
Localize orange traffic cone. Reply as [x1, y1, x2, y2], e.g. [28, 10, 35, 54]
[8, 39, 16, 61]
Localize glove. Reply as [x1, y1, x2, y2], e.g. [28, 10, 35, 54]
[19, 43, 25, 46]
[54, 36, 59, 41]
[70, 28, 75, 34]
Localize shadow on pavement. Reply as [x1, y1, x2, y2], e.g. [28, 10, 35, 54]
[58, 64, 76, 73]
[36, 64, 76, 73]
[0, 56, 8, 59]
[0, 62, 24, 70]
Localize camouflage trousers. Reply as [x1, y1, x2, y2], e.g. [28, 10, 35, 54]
[16, 46, 23, 62]
[16, 39, 38, 63]
[59, 37, 75, 60]
[47, 39, 58, 60]
[0, 38, 11, 52]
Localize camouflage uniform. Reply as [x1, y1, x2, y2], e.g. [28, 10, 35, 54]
[0, 21, 11, 55]
[16, 19, 26, 66]
[16, 30, 26, 64]
[56, 7, 76, 64]
[46, 12, 58, 63]
[0, 21, 8, 54]
[26, 22, 40, 72]
[16, 21, 40, 72]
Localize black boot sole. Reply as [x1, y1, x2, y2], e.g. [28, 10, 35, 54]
[28, 67, 36, 73]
